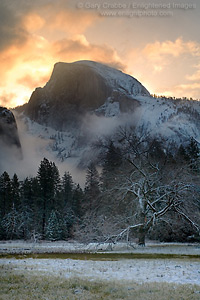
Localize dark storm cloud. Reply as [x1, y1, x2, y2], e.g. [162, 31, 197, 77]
[0, 0, 94, 52]
[0, 0, 61, 52]
[0, 1, 29, 51]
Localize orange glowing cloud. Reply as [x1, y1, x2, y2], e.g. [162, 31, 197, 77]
[1, 0, 200, 107]
[49, 10, 99, 35]
[161, 83, 200, 99]
[0, 29, 125, 107]
[0, 92, 17, 108]
[0, 0, 124, 107]
[17, 74, 49, 90]
[143, 38, 186, 58]
[186, 67, 200, 82]
[52, 35, 125, 70]
[126, 37, 200, 98]
[0, 33, 53, 107]
[177, 83, 200, 90]
[25, 0, 100, 36]
[140, 38, 200, 73]
[23, 13, 45, 32]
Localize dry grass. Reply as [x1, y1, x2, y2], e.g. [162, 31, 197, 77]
[0, 265, 200, 300]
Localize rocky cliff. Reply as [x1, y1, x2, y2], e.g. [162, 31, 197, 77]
[0, 107, 21, 149]
[25, 60, 150, 129]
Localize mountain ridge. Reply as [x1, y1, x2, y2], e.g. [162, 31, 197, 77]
[8, 60, 200, 170]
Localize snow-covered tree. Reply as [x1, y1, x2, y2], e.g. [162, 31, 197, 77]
[118, 160, 199, 245]
[45, 210, 62, 241]
[99, 128, 200, 245]
[1, 205, 21, 239]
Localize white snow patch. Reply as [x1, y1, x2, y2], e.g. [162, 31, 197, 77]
[0, 257, 199, 285]
[0, 241, 199, 285]
[73, 60, 150, 96]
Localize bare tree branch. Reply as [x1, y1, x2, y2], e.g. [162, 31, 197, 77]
[173, 207, 200, 234]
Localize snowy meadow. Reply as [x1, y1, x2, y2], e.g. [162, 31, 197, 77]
[0, 241, 200, 299]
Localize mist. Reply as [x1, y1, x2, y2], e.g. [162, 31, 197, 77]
[0, 112, 86, 186]
[0, 101, 174, 184]
[81, 108, 142, 139]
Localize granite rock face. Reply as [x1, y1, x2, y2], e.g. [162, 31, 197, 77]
[25, 61, 150, 129]
[0, 107, 21, 149]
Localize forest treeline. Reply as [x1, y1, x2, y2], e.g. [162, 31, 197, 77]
[0, 134, 200, 243]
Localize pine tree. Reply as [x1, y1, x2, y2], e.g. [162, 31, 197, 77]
[72, 184, 83, 218]
[37, 158, 60, 237]
[61, 172, 74, 209]
[103, 141, 122, 172]
[1, 205, 21, 239]
[18, 208, 33, 240]
[85, 163, 100, 211]
[0, 172, 13, 217]
[101, 141, 122, 189]
[21, 178, 33, 207]
[11, 174, 20, 209]
[187, 137, 199, 160]
[177, 144, 189, 161]
[45, 210, 62, 241]
[186, 138, 199, 171]
[62, 207, 76, 239]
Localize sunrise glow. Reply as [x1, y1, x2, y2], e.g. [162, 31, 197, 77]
[0, 0, 199, 108]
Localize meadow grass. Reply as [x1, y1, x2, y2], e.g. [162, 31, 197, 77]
[0, 265, 200, 300]
[1, 252, 199, 260]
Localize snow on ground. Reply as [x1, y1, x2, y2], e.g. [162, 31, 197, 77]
[0, 257, 200, 285]
[0, 241, 200, 285]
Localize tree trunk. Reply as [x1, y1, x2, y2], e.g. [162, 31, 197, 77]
[138, 209, 147, 246]
[42, 198, 46, 238]
[138, 225, 146, 246]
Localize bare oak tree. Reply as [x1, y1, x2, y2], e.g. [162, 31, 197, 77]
[113, 159, 199, 245]
[101, 128, 200, 246]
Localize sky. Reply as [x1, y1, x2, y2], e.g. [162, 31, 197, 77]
[0, 0, 200, 108]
